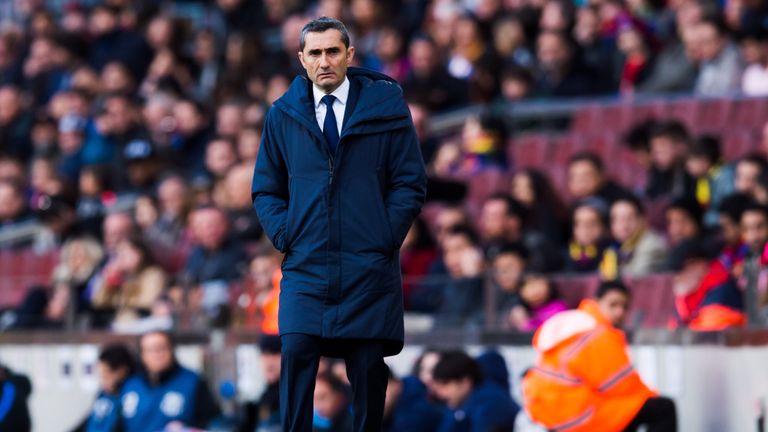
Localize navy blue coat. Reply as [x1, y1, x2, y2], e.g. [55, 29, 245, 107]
[252, 67, 427, 356]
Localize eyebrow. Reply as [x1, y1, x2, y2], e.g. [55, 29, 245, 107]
[307, 47, 342, 55]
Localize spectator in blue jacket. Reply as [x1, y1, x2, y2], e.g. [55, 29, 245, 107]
[119, 330, 221, 432]
[73, 343, 135, 432]
[432, 350, 519, 432]
[383, 366, 444, 432]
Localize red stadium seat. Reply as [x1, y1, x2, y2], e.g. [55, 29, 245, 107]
[694, 99, 734, 134]
[722, 130, 758, 161]
[666, 98, 698, 131]
[731, 97, 768, 132]
[510, 134, 551, 168]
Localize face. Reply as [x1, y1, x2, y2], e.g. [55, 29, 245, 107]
[735, 161, 762, 194]
[512, 173, 535, 205]
[432, 378, 472, 409]
[719, 215, 741, 246]
[261, 352, 281, 385]
[0, 183, 24, 220]
[520, 277, 550, 307]
[696, 23, 724, 62]
[140, 332, 174, 375]
[418, 352, 440, 390]
[158, 177, 187, 218]
[103, 214, 134, 253]
[97, 361, 129, 394]
[409, 39, 434, 75]
[298, 29, 354, 93]
[435, 208, 467, 246]
[216, 104, 243, 139]
[568, 160, 602, 200]
[191, 208, 229, 250]
[650, 136, 679, 171]
[205, 140, 237, 177]
[742, 210, 768, 254]
[481, 199, 519, 241]
[666, 208, 698, 245]
[673, 259, 709, 295]
[537, 33, 570, 72]
[573, 206, 604, 246]
[116, 241, 143, 273]
[686, 155, 711, 178]
[597, 291, 630, 327]
[313, 379, 344, 419]
[443, 233, 472, 278]
[493, 253, 525, 292]
[610, 201, 642, 243]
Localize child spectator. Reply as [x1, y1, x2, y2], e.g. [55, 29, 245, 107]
[491, 242, 529, 322]
[685, 135, 735, 225]
[506, 275, 569, 331]
[607, 195, 667, 277]
[565, 198, 611, 273]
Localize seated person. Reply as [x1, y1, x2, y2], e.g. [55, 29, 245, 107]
[432, 351, 519, 432]
[715, 193, 752, 276]
[565, 198, 611, 274]
[73, 344, 136, 432]
[523, 281, 678, 432]
[434, 225, 485, 328]
[608, 195, 667, 277]
[506, 275, 569, 332]
[383, 366, 444, 432]
[670, 240, 746, 331]
[312, 372, 352, 431]
[491, 242, 529, 325]
[119, 331, 221, 431]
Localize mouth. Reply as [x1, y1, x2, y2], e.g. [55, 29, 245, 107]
[318, 72, 335, 79]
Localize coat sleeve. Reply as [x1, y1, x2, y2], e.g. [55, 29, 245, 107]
[251, 109, 289, 253]
[384, 122, 427, 248]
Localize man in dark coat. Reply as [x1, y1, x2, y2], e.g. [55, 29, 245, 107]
[0, 364, 31, 432]
[251, 16, 427, 432]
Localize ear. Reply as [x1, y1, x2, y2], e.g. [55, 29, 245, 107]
[298, 51, 306, 69]
[346, 46, 355, 63]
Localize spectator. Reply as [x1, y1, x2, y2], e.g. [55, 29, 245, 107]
[608, 195, 668, 277]
[0, 85, 32, 162]
[142, 174, 192, 271]
[475, 349, 511, 393]
[205, 138, 238, 184]
[480, 193, 563, 273]
[219, 164, 263, 243]
[497, 65, 536, 103]
[0, 180, 35, 248]
[49, 237, 104, 325]
[73, 343, 136, 432]
[87, 4, 151, 80]
[122, 139, 165, 195]
[402, 36, 469, 112]
[454, 113, 507, 175]
[493, 15, 534, 68]
[383, 367, 444, 432]
[313, 372, 352, 432]
[670, 240, 746, 330]
[0, 364, 32, 432]
[567, 152, 631, 205]
[238, 335, 281, 432]
[715, 193, 752, 275]
[434, 225, 485, 327]
[565, 198, 611, 274]
[245, 250, 281, 335]
[535, 30, 597, 98]
[511, 168, 569, 243]
[184, 205, 247, 284]
[90, 235, 167, 325]
[32, 193, 87, 248]
[615, 21, 655, 95]
[686, 135, 735, 226]
[595, 279, 633, 327]
[664, 196, 709, 270]
[120, 331, 221, 431]
[491, 242, 529, 322]
[693, 17, 744, 95]
[171, 99, 212, 176]
[523, 281, 677, 432]
[734, 153, 768, 203]
[506, 275, 569, 331]
[432, 350, 520, 432]
[638, 6, 698, 94]
[412, 348, 442, 400]
[645, 121, 695, 201]
[740, 26, 768, 96]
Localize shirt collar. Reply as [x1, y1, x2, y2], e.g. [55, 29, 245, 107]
[313, 76, 350, 108]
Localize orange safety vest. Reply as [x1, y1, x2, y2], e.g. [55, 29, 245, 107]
[522, 299, 656, 432]
[260, 268, 281, 335]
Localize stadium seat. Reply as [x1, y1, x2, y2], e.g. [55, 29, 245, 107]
[694, 98, 734, 134]
[509, 134, 550, 168]
[731, 97, 768, 132]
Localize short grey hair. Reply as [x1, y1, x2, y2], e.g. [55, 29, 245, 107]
[300, 16, 350, 51]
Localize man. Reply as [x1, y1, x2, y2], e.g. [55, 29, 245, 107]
[535, 30, 597, 98]
[567, 152, 631, 205]
[645, 121, 695, 201]
[523, 282, 678, 432]
[0, 363, 32, 432]
[608, 196, 667, 277]
[431, 350, 519, 432]
[251, 17, 427, 432]
[480, 193, 562, 273]
[739, 203, 768, 324]
[120, 331, 221, 431]
[435, 225, 485, 328]
[692, 17, 743, 96]
[74, 343, 135, 432]
[383, 367, 443, 432]
[312, 372, 352, 431]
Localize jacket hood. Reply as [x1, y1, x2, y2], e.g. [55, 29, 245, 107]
[475, 350, 510, 393]
[399, 375, 429, 403]
[532, 309, 597, 353]
[273, 67, 411, 141]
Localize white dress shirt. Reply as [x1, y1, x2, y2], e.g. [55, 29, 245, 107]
[313, 76, 349, 135]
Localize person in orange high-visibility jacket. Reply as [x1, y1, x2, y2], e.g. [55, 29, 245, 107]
[259, 268, 281, 335]
[522, 280, 677, 432]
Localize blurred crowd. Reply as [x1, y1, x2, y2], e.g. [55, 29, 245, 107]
[0, 0, 766, 334]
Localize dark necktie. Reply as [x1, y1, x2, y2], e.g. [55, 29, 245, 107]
[321, 94, 339, 155]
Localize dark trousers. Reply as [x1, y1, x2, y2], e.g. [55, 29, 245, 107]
[624, 397, 678, 432]
[280, 334, 388, 432]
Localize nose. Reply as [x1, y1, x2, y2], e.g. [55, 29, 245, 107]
[319, 53, 330, 69]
